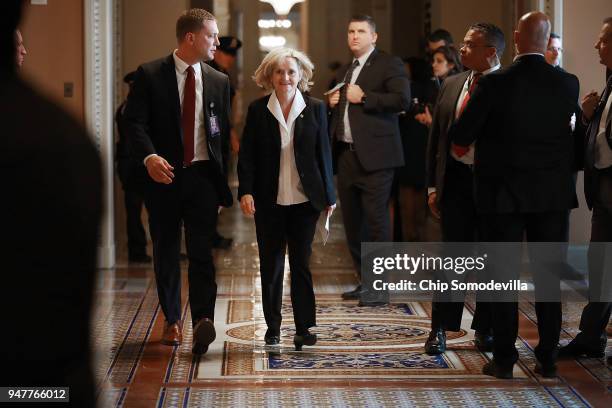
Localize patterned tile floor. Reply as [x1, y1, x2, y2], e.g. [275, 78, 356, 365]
[95, 183, 611, 407]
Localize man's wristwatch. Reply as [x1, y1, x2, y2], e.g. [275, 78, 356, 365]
[360, 93, 367, 104]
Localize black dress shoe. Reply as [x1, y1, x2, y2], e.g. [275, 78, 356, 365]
[342, 284, 364, 300]
[129, 254, 152, 263]
[482, 360, 513, 379]
[213, 236, 233, 249]
[425, 328, 446, 355]
[558, 340, 605, 358]
[264, 328, 280, 345]
[535, 361, 557, 378]
[294, 329, 317, 351]
[192, 318, 216, 355]
[474, 331, 494, 352]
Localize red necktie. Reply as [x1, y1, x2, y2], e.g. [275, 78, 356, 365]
[453, 73, 482, 158]
[458, 72, 482, 117]
[182, 66, 196, 166]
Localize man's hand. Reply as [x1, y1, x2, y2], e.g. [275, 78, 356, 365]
[145, 155, 174, 184]
[428, 192, 440, 219]
[328, 90, 340, 108]
[347, 84, 365, 104]
[415, 105, 432, 127]
[582, 91, 600, 121]
[240, 194, 256, 216]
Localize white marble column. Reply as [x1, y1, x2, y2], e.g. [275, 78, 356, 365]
[84, 0, 116, 268]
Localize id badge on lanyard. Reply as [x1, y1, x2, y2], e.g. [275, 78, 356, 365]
[209, 101, 221, 138]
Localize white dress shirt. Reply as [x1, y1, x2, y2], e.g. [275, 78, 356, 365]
[267, 89, 309, 205]
[595, 90, 612, 169]
[451, 64, 501, 165]
[513, 52, 545, 61]
[429, 64, 501, 195]
[144, 50, 208, 165]
[341, 46, 376, 143]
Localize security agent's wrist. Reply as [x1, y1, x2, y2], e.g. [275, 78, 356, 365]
[144, 153, 158, 166]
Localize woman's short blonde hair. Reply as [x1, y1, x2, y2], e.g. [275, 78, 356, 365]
[253, 47, 314, 92]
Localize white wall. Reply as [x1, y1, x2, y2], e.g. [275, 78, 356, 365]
[122, 0, 189, 92]
[430, 0, 515, 65]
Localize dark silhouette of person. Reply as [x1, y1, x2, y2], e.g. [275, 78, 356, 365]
[1, 1, 102, 405]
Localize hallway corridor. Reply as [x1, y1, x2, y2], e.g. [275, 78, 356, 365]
[96, 183, 611, 408]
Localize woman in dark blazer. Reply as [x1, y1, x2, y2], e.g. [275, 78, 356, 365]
[238, 48, 336, 351]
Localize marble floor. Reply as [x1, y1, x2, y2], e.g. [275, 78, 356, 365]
[95, 180, 611, 407]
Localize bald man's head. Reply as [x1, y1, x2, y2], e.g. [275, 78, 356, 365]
[514, 11, 551, 55]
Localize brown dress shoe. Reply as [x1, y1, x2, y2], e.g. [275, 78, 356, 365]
[192, 318, 216, 355]
[161, 322, 182, 346]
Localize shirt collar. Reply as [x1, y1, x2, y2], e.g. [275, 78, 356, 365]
[469, 63, 500, 81]
[173, 49, 202, 77]
[353, 46, 375, 67]
[513, 52, 545, 62]
[267, 89, 306, 131]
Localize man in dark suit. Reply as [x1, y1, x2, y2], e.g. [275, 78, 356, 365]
[328, 14, 410, 305]
[560, 17, 612, 360]
[427, 29, 454, 56]
[116, 71, 152, 263]
[424, 23, 505, 356]
[545, 32, 563, 67]
[206, 35, 242, 250]
[1, 1, 101, 404]
[124, 8, 232, 355]
[449, 12, 580, 378]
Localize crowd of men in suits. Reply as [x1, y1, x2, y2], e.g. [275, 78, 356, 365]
[447, 13, 581, 378]
[331, 12, 612, 379]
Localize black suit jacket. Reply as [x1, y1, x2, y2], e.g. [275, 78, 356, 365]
[238, 94, 336, 212]
[426, 70, 471, 203]
[124, 54, 233, 206]
[449, 54, 580, 214]
[581, 76, 612, 209]
[329, 48, 410, 172]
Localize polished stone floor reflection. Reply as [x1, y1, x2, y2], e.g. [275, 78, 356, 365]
[95, 180, 611, 407]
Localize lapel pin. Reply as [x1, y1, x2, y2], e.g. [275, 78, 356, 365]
[300, 114, 304, 118]
[210, 102, 215, 108]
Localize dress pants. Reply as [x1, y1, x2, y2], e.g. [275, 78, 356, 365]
[124, 188, 148, 258]
[254, 202, 320, 333]
[397, 186, 427, 242]
[576, 168, 612, 348]
[431, 160, 491, 333]
[337, 147, 394, 276]
[480, 211, 567, 367]
[145, 161, 219, 326]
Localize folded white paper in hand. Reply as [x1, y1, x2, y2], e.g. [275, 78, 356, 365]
[317, 209, 332, 245]
[324, 82, 345, 96]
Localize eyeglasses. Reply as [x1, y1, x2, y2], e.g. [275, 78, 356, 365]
[547, 46, 563, 53]
[459, 42, 494, 49]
